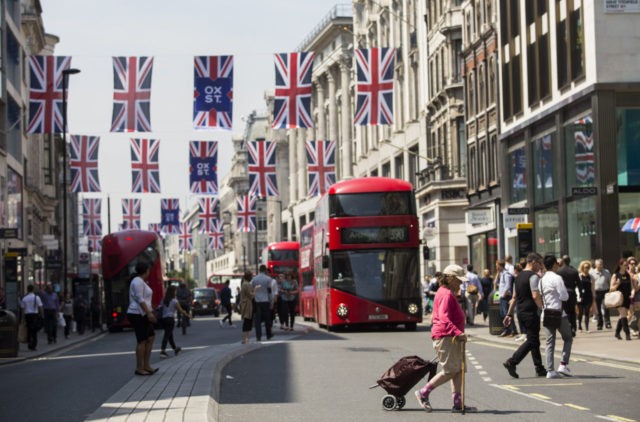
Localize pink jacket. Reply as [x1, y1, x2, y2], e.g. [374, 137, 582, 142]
[431, 287, 465, 339]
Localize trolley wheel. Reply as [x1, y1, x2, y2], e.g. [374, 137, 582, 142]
[381, 394, 397, 411]
[396, 396, 406, 409]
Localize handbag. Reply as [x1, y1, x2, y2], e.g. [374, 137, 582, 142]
[57, 312, 66, 328]
[466, 284, 478, 295]
[604, 291, 623, 309]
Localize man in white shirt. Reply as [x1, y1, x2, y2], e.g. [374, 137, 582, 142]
[20, 285, 43, 351]
[505, 255, 516, 276]
[540, 254, 573, 379]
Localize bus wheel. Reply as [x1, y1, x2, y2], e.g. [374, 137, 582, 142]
[405, 322, 417, 331]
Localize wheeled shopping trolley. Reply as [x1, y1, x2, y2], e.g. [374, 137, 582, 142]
[371, 355, 438, 411]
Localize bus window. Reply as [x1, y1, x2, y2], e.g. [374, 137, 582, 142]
[329, 192, 413, 217]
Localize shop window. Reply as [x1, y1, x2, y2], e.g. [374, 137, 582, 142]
[509, 147, 527, 203]
[619, 193, 640, 259]
[533, 133, 558, 205]
[616, 108, 640, 187]
[565, 114, 595, 191]
[535, 206, 560, 257]
[567, 197, 596, 265]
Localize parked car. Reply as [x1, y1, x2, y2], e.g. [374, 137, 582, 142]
[192, 287, 220, 316]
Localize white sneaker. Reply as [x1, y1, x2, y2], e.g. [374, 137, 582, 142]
[219, 320, 224, 327]
[557, 364, 572, 377]
[546, 370, 561, 379]
[230, 324, 236, 328]
[514, 334, 526, 342]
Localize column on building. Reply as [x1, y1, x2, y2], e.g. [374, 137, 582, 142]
[297, 127, 307, 202]
[316, 78, 326, 140]
[289, 129, 298, 203]
[339, 61, 352, 178]
[328, 71, 339, 151]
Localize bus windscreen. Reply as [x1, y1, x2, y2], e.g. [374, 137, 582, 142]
[329, 249, 419, 301]
[329, 191, 414, 217]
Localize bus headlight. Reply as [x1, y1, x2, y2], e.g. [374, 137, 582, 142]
[336, 303, 349, 319]
[407, 303, 419, 315]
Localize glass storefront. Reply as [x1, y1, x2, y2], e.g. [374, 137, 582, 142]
[470, 230, 498, 273]
[533, 133, 558, 205]
[565, 115, 595, 190]
[617, 108, 640, 186]
[509, 147, 527, 203]
[619, 193, 640, 259]
[535, 206, 560, 257]
[567, 197, 596, 264]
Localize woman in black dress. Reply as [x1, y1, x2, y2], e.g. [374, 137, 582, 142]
[611, 258, 632, 340]
[577, 260, 594, 332]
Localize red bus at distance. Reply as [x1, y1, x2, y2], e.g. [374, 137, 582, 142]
[101, 230, 164, 331]
[313, 177, 422, 330]
[261, 241, 300, 277]
[299, 222, 316, 320]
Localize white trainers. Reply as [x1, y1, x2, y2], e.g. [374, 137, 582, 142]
[546, 370, 561, 379]
[514, 334, 526, 342]
[218, 320, 224, 328]
[557, 364, 572, 377]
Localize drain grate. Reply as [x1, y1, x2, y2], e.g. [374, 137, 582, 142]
[345, 347, 389, 352]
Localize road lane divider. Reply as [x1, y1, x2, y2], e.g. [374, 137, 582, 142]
[565, 403, 590, 411]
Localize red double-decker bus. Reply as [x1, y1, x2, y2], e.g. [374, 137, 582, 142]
[261, 241, 300, 277]
[313, 177, 422, 330]
[299, 222, 316, 320]
[102, 230, 164, 331]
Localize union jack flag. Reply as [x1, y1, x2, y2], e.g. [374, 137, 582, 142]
[536, 134, 553, 189]
[193, 55, 233, 130]
[574, 116, 595, 185]
[306, 140, 336, 196]
[208, 220, 224, 250]
[273, 52, 315, 129]
[622, 218, 640, 233]
[161, 198, 180, 234]
[130, 138, 161, 193]
[82, 198, 102, 236]
[69, 135, 101, 193]
[198, 197, 219, 233]
[148, 223, 164, 236]
[178, 222, 193, 251]
[236, 195, 256, 232]
[189, 141, 218, 194]
[248, 140, 278, 197]
[27, 55, 72, 134]
[121, 198, 141, 230]
[111, 56, 153, 132]
[354, 47, 395, 126]
[87, 235, 102, 253]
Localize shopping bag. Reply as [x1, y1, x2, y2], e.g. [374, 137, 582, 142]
[18, 318, 28, 343]
[72, 320, 77, 333]
[57, 312, 66, 328]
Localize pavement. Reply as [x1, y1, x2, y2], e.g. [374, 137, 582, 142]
[1, 315, 639, 421]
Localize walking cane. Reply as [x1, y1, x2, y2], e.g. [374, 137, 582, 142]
[461, 340, 466, 415]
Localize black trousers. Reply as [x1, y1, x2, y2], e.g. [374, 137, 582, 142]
[161, 317, 177, 351]
[283, 300, 296, 328]
[254, 302, 272, 340]
[564, 292, 577, 334]
[25, 314, 39, 350]
[222, 302, 233, 324]
[44, 309, 57, 341]
[509, 312, 544, 371]
[595, 290, 611, 328]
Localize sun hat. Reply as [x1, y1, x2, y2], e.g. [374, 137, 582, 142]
[442, 264, 468, 282]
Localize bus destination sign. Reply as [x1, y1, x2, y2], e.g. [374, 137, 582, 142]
[341, 226, 409, 244]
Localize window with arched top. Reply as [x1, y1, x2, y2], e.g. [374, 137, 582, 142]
[478, 64, 485, 111]
[468, 72, 476, 117]
[488, 55, 496, 104]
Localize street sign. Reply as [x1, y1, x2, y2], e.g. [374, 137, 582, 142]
[0, 228, 18, 239]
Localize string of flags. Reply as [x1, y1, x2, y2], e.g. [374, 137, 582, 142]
[44, 47, 394, 251]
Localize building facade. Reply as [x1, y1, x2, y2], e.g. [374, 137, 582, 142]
[461, 0, 501, 272]
[497, 0, 640, 267]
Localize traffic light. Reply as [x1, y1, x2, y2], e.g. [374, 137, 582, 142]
[423, 247, 430, 260]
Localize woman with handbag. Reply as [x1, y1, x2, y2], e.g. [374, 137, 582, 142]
[159, 285, 189, 357]
[239, 271, 256, 344]
[539, 254, 573, 379]
[577, 260, 594, 332]
[610, 258, 632, 340]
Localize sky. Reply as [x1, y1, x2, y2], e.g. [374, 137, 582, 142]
[42, 0, 343, 233]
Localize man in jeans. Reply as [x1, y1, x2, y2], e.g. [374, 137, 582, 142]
[589, 259, 611, 330]
[495, 260, 516, 336]
[502, 253, 547, 378]
[252, 265, 273, 341]
[41, 284, 60, 344]
[540, 253, 573, 379]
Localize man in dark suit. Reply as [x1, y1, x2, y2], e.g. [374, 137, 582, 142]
[556, 255, 580, 337]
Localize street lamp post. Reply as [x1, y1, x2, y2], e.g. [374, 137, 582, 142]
[61, 68, 81, 294]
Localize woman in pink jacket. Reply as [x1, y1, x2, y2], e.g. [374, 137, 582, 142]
[415, 264, 476, 413]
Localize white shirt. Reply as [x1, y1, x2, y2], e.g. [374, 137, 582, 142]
[20, 292, 43, 314]
[127, 276, 153, 315]
[540, 271, 568, 315]
[505, 262, 515, 276]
